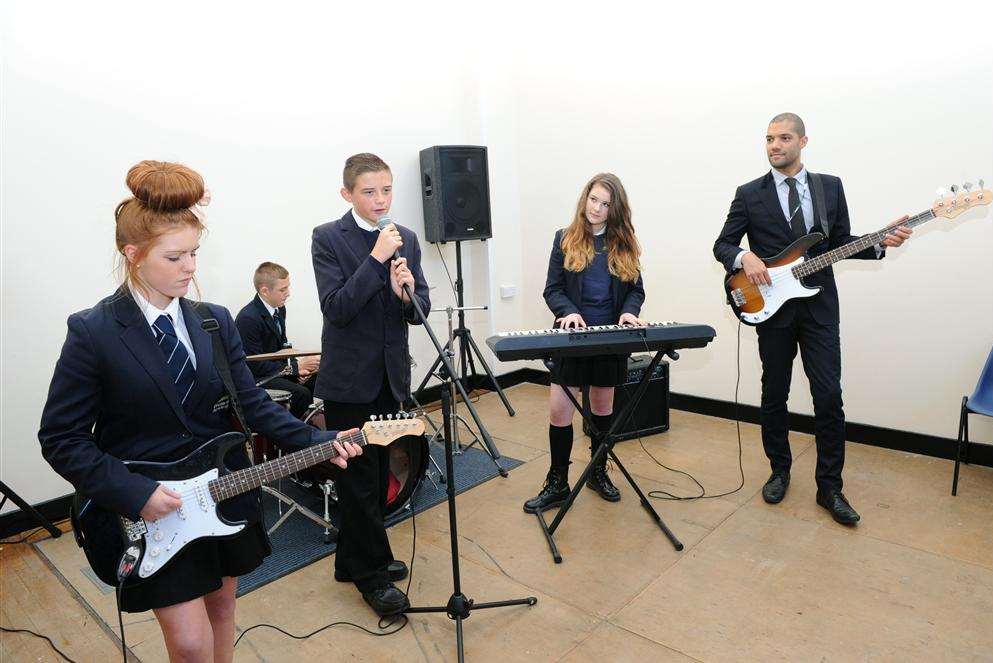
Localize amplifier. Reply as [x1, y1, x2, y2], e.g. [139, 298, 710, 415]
[582, 354, 669, 442]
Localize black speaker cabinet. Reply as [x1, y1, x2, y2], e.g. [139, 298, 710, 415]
[583, 355, 669, 442]
[419, 145, 492, 242]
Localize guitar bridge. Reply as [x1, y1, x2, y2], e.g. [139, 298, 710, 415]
[120, 517, 148, 542]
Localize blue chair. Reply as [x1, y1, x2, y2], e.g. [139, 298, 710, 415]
[952, 345, 993, 495]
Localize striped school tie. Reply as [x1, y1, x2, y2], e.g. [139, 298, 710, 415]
[152, 314, 196, 404]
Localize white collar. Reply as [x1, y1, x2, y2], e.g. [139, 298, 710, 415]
[772, 165, 808, 188]
[352, 209, 380, 232]
[259, 296, 277, 317]
[131, 286, 183, 329]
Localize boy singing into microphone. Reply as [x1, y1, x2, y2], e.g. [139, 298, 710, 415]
[311, 153, 430, 616]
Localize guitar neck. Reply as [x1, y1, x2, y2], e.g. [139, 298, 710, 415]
[793, 208, 935, 278]
[208, 429, 366, 502]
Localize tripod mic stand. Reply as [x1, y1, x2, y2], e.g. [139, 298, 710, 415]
[0, 482, 62, 539]
[405, 389, 537, 663]
[413, 240, 515, 417]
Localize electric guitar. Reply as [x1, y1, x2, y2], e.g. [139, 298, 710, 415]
[72, 414, 425, 587]
[724, 182, 990, 325]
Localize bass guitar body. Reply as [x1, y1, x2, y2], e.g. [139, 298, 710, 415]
[724, 233, 823, 325]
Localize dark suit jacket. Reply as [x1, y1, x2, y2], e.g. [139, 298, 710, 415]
[713, 171, 882, 327]
[311, 210, 430, 403]
[235, 294, 288, 379]
[38, 290, 335, 521]
[543, 229, 645, 323]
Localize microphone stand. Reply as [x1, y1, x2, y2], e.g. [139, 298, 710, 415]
[399, 280, 534, 662]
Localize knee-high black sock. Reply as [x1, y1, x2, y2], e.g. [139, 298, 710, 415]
[590, 413, 613, 455]
[549, 424, 573, 469]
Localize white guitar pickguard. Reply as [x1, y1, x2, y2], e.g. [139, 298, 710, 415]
[137, 469, 244, 578]
[741, 257, 820, 325]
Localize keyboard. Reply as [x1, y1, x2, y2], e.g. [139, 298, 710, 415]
[485, 322, 716, 361]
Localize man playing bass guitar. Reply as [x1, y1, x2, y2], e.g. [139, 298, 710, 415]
[712, 113, 911, 525]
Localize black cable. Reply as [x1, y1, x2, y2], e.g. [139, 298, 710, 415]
[233, 486, 419, 650]
[435, 243, 459, 300]
[629, 322, 745, 502]
[116, 581, 128, 663]
[0, 626, 80, 663]
[0, 526, 44, 545]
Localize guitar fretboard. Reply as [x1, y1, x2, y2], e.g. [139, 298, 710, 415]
[792, 209, 936, 278]
[207, 429, 367, 502]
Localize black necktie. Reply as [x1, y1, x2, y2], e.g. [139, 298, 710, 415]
[273, 311, 283, 338]
[785, 177, 807, 237]
[152, 314, 196, 404]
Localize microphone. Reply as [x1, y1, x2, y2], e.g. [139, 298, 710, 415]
[376, 214, 402, 261]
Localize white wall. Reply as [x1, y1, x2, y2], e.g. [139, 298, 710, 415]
[3, 1, 992, 511]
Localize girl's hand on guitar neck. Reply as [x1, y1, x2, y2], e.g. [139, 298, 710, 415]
[742, 252, 772, 286]
[140, 485, 182, 521]
[555, 313, 587, 329]
[329, 429, 363, 469]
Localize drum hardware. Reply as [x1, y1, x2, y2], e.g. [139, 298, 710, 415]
[247, 389, 336, 542]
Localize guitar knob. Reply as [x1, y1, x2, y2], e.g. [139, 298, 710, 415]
[153, 531, 164, 542]
[149, 547, 161, 557]
[141, 562, 154, 574]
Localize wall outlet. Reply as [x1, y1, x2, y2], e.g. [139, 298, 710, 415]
[500, 285, 517, 300]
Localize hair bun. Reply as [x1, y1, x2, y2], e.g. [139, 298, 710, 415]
[126, 160, 205, 212]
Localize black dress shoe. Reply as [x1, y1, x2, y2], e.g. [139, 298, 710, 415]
[362, 584, 410, 617]
[334, 560, 408, 583]
[762, 472, 790, 504]
[816, 491, 860, 525]
[585, 466, 621, 502]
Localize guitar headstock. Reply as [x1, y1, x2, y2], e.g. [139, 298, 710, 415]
[932, 180, 990, 219]
[362, 412, 425, 447]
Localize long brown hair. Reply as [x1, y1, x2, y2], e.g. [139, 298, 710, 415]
[560, 173, 640, 282]
[114, 160, 207, 297]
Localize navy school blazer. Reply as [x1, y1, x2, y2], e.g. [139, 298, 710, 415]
[311, 210, 430, 404]
[235, 293, 288, 380]
[38, 290, 337, 522]
[543, 228, 646, 324]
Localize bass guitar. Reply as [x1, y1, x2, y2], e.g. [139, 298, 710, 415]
[725, 182, 989, 325]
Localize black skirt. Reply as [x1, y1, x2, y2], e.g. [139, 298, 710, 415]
[549, 354, 627, 388]
[119, 521, 271, 613]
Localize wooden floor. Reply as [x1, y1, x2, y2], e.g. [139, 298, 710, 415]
[4, 382, 993, 662]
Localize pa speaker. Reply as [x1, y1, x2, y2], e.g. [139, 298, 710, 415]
[419, 145, 492, 242]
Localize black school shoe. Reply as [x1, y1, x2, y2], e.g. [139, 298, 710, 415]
[816, 490, 860, 525]
[335, 560, 408, 583]
[762, 472, 790, 504]
[362, 584, 410, 617]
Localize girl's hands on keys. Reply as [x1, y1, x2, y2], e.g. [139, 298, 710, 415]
[555, 313, 587, 329]
[618, 312, 648, 327]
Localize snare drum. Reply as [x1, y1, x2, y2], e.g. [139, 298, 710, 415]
[301, 403, 428, 517]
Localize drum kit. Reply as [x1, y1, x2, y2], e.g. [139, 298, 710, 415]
[245, 387, 431, 544]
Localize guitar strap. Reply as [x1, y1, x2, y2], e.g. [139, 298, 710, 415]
[808, 172, 831, 237]
[199, 315, 253, 439]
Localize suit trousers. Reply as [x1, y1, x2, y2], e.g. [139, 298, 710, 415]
[756, 301, 846, 493]
[323, 374, 398, 592]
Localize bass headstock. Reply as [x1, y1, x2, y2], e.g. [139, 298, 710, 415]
[932, 180, 990, 219]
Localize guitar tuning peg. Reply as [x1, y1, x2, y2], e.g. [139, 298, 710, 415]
[387, 414, 393, 420]
[980, 178, 985, 189]
[936, 187, 947, 197]
[950, 184, 959, 194]
[963, 181, 973, 192]
[370, 415, 378, 421]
